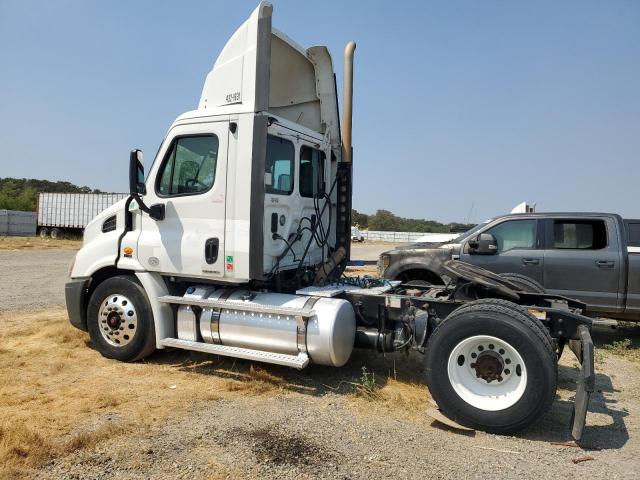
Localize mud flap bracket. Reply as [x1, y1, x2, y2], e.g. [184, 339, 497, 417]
[568, 324, 595, 442]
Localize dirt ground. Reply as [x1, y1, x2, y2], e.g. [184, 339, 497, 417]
[0, 236, 81, 251]
[1, 240, 640, 479]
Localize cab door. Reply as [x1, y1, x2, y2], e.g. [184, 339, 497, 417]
[543, 217, 622, 312]
[136, 121, 228, 279]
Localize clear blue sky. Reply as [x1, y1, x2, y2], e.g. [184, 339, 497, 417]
[1, 0, 638, 223]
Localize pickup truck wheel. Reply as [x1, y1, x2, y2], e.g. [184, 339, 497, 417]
[425, 301, 556, 433]
[499, 273, 545, 293]
[87, 275, 156, 362]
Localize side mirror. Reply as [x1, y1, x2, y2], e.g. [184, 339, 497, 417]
[129, 149, 146, 195]
[468, 233, 498, 255]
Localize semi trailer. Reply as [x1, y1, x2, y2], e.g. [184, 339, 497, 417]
[37, 192, 128, 238]
[65, 2, 595, 440]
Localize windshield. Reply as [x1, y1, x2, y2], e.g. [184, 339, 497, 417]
[449, 219, 493, 243]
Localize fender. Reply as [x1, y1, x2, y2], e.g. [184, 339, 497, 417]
[383, 259, 447, 283]
[135, 272, 175, 349]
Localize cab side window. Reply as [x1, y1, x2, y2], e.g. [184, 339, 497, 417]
[624, 220, 640, 248]
[265, 135, 294, 195]
[157, 135, 219, 196]
[299, 146, 325, 198]
[553, 220, 607, 249]
[486, 219, 537, 252]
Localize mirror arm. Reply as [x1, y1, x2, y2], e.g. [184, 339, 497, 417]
[131, 193, 165, 221]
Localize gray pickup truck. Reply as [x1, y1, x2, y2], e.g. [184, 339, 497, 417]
[379, 213, 640, 321]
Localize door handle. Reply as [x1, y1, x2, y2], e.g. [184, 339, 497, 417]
[205, 238, 219, 264]
[596, 260, 614, 268]
[522, 258, 539, 265]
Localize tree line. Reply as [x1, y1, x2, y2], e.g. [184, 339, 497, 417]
[353, 209, 473, 233]
[0, 178, 102, 211]
[1, 178, 471, 233]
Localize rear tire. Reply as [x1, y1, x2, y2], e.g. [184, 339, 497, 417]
[87, 275, 156, 362]
[39, 228, 49, 238]
[425, 300, 556, 434]
[499, 273, 545, 293]
[50, 228, 60, 239]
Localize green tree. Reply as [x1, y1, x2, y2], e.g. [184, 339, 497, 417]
[0, 178, 103, 211]
[351, 209, 369, 228]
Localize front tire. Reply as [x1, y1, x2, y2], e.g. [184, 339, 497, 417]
[87, 275, 156, 362]
[425, 300, 556, 434]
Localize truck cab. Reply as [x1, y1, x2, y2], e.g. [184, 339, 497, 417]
[70, 2, 349, 291]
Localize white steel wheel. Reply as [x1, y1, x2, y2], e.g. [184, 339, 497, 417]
[97, 294, 138, 347]
[425, 300, 557, 434]
[447, 335, 527, 411]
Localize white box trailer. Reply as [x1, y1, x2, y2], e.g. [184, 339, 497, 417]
[37, 192, 128, 238]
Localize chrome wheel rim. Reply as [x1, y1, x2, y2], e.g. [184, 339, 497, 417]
[98, 294, 138, 347]
[447, 335, 527, 411]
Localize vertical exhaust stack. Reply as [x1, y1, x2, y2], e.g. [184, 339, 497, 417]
[315, 41, 356, 285]
[342, 41, 356, 163]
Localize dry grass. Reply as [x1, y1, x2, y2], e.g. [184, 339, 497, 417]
[0, 309, 294, 478]
[602, 338, 640, 363]
[0, 236, 81, 251]
[343, 265, 378, 278]
[0, 308, 436, 478]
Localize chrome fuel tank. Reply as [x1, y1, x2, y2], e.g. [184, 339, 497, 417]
[198, 290, 356, 367]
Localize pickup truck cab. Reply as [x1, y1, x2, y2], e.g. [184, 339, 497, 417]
[380, 213, 640, 320]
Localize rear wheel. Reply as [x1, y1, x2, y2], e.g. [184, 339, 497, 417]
[499, 273, 545, 293]
[39, 228, 49, 238]
[425, 300, 556, 433]
[87, 275, 156, 362]
[50, 228, 60, 239]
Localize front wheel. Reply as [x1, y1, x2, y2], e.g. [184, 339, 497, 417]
[425, 300, 556, 434]
[87, 275, 156, 362]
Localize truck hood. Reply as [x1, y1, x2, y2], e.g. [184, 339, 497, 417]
[390, 242, 461, 255]
[82, 198, 128, 246]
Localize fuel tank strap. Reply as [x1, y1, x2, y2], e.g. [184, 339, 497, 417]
[296, 296, 321, 354]
[210, 289, 234, 344]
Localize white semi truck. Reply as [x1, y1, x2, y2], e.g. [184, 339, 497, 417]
[66, 2, 595, 440]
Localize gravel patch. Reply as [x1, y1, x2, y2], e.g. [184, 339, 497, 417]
[37, 352, 640, 480]
[0, 249, 77, 312]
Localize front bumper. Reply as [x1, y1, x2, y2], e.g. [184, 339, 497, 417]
[65, 278, 90, 331]
[568, 324, 595, 442]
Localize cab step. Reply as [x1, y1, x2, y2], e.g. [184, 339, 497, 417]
[158, 337, 310, 369]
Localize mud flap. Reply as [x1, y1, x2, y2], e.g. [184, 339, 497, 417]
[568, 324, 595, 442]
